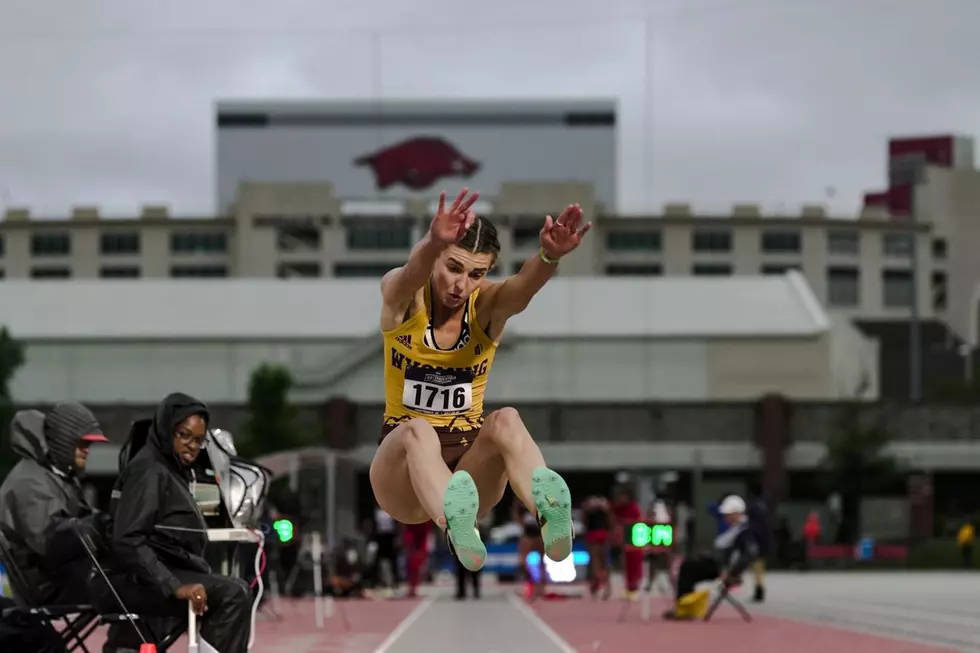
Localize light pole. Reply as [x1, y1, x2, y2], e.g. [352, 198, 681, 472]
[908, 168, 923, 402]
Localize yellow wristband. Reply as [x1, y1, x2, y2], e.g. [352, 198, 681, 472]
[539, 248, 560, 265]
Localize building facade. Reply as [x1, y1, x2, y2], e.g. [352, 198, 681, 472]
[0, 127, 977, 341]
[0, 275, 874, 406]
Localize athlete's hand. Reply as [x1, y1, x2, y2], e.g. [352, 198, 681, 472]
[429, 187, 480, 246]
[540, 204, 591, 260]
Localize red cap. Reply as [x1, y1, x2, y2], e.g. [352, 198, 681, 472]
[81, 432, 110, 443]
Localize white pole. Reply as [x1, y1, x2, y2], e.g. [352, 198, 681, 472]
[312, 531, 324, 629]
[324, 452, 337, 618]
[187, 603, 199, 653]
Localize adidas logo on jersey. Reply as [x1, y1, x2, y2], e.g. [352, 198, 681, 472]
[474, 344, 482, 356]
[396, 334, 412, 349]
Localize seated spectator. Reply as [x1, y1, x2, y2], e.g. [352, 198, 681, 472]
[95, 393, 252, 653]
[0, 403, 110, 605]
[329, 537, 366, 598]
[664, 495, 758, 620]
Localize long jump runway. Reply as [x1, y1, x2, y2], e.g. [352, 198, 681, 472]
[80, 573, 979, 651]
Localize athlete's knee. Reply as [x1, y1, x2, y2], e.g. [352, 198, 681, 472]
[402, 418, 440, 449]
[483, 407, 526, 443]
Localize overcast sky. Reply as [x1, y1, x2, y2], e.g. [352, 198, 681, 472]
[0, 0, 977, 217]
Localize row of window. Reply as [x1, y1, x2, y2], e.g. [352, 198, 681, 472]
[603, 229, 946, 258]
[2, 228, 943, 261]
[3, 232, 230, 257]
[270, 224, 946, 260]
[14, 265, 229, 279]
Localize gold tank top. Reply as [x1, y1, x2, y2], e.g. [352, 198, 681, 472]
[382, 284, 498, 431]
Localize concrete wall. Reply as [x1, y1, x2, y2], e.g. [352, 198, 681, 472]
[10, 334, 856, 405]
[65, 400, 980, 475]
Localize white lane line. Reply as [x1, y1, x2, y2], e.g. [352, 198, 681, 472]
[373, 597, 436, 653]
[506, 592, 577, 653]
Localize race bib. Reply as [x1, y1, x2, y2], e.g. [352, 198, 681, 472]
[402, 367, 474, 415]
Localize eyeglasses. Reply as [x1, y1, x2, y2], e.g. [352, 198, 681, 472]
[174, 432, 207, 449]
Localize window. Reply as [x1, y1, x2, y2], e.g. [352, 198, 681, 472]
[170, 232, 228, 254]
[277, 261, 321, 278]
[512, 224, 540, 249]
[605, 230, 661, 251]
[931, 271, 947, 311]
[333, 262, 397, 278]
[692, 263, 731, 276]
[605, 264, 662, 276]
[100, 232, 140, 255]
[761, 263, 800, 275]
[346, 226, 411, 250]
[760, 230, 801, 253]
[31, 266, 71, 279]
[827, 230, 859, 255]
[932, 238, 947, 260]
[31, 232, 71, 256]
[100, 266, 140, 278]
[277, 224, 322, 252]
[883, 269, 913, 308]
[827, 267, 859, 307]
[882, 233, 912, 257]
[692, 229, 731, 252]
[170, 265, 228, 278]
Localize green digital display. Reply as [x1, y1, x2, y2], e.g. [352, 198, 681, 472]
[630, 523, 673, 547]
[273, 519, 295, 543]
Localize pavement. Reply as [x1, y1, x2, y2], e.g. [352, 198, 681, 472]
[75, 571, 979, 652]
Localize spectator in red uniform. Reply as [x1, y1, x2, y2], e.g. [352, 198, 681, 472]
[582, 496, 613, 599]
[611, 485, 643, 599]
[401, 521, 432, 598]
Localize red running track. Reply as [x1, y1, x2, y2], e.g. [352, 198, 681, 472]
[80, 597, 418, 653]
[528, 596, 964, 653]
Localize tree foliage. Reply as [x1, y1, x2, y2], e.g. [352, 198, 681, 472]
[822, 404, 905, 542]
[238, 363, 306, 459]
[0, 327, 26, 480]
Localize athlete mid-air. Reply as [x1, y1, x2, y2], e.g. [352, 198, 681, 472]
[370, 187, 591, 571]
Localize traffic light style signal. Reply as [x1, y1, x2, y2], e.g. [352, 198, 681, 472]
[630, 523, 673, 547]
[273, 519, 294, 543]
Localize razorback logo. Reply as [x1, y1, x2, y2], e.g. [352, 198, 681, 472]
[354, 136, 480, 191]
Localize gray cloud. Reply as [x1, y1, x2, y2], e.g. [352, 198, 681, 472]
[1, 0, 978, 216]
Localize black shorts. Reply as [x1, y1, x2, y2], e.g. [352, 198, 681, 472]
[379, 422, 480, 471]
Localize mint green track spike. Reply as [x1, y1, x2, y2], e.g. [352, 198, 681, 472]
[532, 467, 573, 563]
[443, 470, 486, 572]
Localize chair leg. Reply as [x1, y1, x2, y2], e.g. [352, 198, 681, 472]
[725, 595, 753, 623]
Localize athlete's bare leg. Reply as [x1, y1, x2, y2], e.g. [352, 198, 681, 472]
[370, 418, 452, 526]
[459, 407, 545, 515]
[371, 418, 487, 571]
[456, 407, 572, 560]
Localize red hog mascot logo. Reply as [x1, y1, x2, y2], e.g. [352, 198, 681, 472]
[354, 136, 480, 191]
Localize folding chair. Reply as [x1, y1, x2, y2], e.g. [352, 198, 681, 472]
[0, 529, 100, 652]
[703, 579, 752, 623]
[72, 528, 187, 652]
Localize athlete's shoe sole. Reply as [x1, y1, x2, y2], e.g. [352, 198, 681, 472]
[532, 467, 573, 562]
[443, 470, 486, 572]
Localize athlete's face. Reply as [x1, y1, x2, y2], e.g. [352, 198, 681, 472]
[432, 246, 495, 310]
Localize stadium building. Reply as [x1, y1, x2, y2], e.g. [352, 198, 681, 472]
[0, 105, 977, 350]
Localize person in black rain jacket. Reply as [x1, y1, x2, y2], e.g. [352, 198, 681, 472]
[0, 403, 110, 605]
[95, 393, 252, 653]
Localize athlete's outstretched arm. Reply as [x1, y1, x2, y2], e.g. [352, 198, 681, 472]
[380, 188, 480, 310]
[489, 204, 591, 318]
